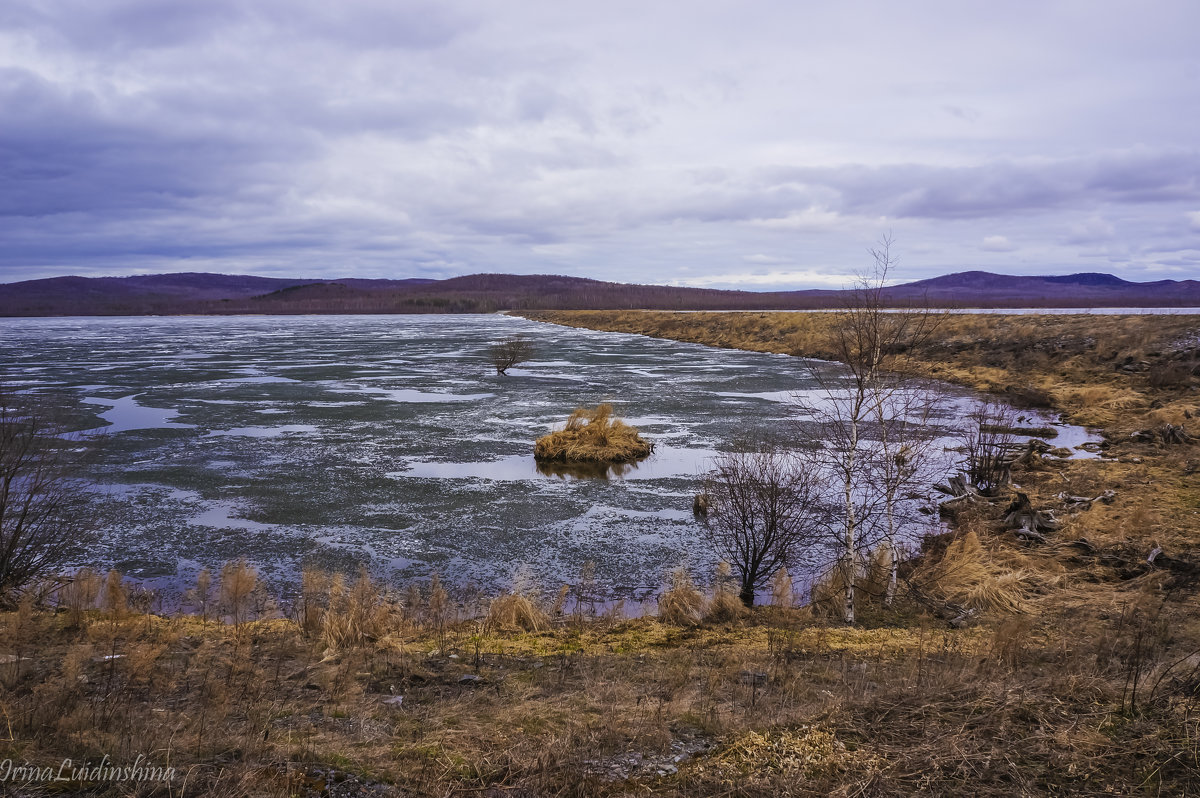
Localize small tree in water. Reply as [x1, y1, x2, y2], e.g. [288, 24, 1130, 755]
[699, 444, 826, 607]
[490, 336, 534, 375]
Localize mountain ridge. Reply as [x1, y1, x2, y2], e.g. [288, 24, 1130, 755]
[1, 270, 1198, 316]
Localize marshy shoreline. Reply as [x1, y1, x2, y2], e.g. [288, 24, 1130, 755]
[3, 310, 1200, 796]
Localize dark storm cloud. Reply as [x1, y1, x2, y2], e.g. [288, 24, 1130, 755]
[0, 66, 288, 218]
[0, 0, 465, 53]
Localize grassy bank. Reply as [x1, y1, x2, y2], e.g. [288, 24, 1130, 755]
[5, 565, 1197, 796]
[3, 310, 1200, 795]
[519, 310, 1200, 430]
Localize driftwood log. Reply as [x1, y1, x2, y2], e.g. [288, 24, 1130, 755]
[1010, 439, 1056, 469]
[1132, 424, 1196, 445]
[1058, 489, 1117, 510]
[905, 581, 979, 628]
[1002, 492, 1060, 543]
[934, 475, 987, 516]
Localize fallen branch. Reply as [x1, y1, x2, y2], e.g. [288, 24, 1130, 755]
[1002, 492, 1060, 541]
[1132, 424, 1196, 445]
[1057, 489, 1116, 509]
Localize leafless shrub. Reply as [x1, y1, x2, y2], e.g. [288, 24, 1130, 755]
[962, 401, 1019, 495]
[0, 386, 96, 606]
[700, 444, 827, 607]
[490, 336, 534, 375]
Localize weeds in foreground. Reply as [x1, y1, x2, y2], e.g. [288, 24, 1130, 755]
[2, 531, 1199, 796]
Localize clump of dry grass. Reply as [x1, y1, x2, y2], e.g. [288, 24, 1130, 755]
[859, 543, 893, 604]
[295, 566, 329, 635]
[485, 593, 548, 632]
[704, 562, 747, 622]
[102, 569, 127, 616]
[486, 567, 549, 632]
[658, 565, 705, 625]
[706, 726, 874, 779]
[769, 567, 794, 609]
[219, 558, 258, 626]
[59, 567, 102, 625]
[912, 530, 1033, 614]
[191, 567, 214, 621]
[534, 404, 652, 464]
[321, 568, 399, 650]
[808, 561, 852, 618]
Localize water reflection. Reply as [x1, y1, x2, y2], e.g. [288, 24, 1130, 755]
[534, 457, 646, 480]
[396, 445, 717, 482]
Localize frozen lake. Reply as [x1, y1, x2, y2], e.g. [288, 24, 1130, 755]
[0, 314, 1095, 603]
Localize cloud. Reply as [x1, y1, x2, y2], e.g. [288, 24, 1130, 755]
[1064, 216, 1117, 245]
[2, 1, 1200, 288]
[674, 269, 858, 290]
[761, 149, 1200, 222]
[747, 206, 847, 232]
[980, 235, 1016, 252]
[941, 104, 981, 123]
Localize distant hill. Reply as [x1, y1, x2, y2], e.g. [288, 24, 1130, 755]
[1, 270, 1198, 316]
[880, 271, 1200, 307]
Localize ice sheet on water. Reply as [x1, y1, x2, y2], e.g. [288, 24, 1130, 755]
[3, 314, 1103, 599]
[205, 424, 319, 438]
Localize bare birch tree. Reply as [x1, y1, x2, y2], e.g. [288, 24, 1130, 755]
[799, 235, 939, 623]
[865, 383, 952, 606]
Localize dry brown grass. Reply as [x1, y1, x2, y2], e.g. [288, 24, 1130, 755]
[769, 567, 794, 609]
[658, 565, 706, 626]
[485, 592, 549, 633]
[859, 543, 893, 603]
[703, 562, 748, 623]
[911, 530, 1036, 614]
[808, 561, 852, 618]
[5, 592, 1196, 796]
[320, 568, 400, 650]
[534, 403, 653, 463]
[6, 493, 1200, 798]
[519, 310, 1200, 432]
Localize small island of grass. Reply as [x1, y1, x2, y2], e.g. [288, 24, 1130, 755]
[534, 404, 653, 465]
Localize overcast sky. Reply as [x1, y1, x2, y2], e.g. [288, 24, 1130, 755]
[2, 1, 1199, 289]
